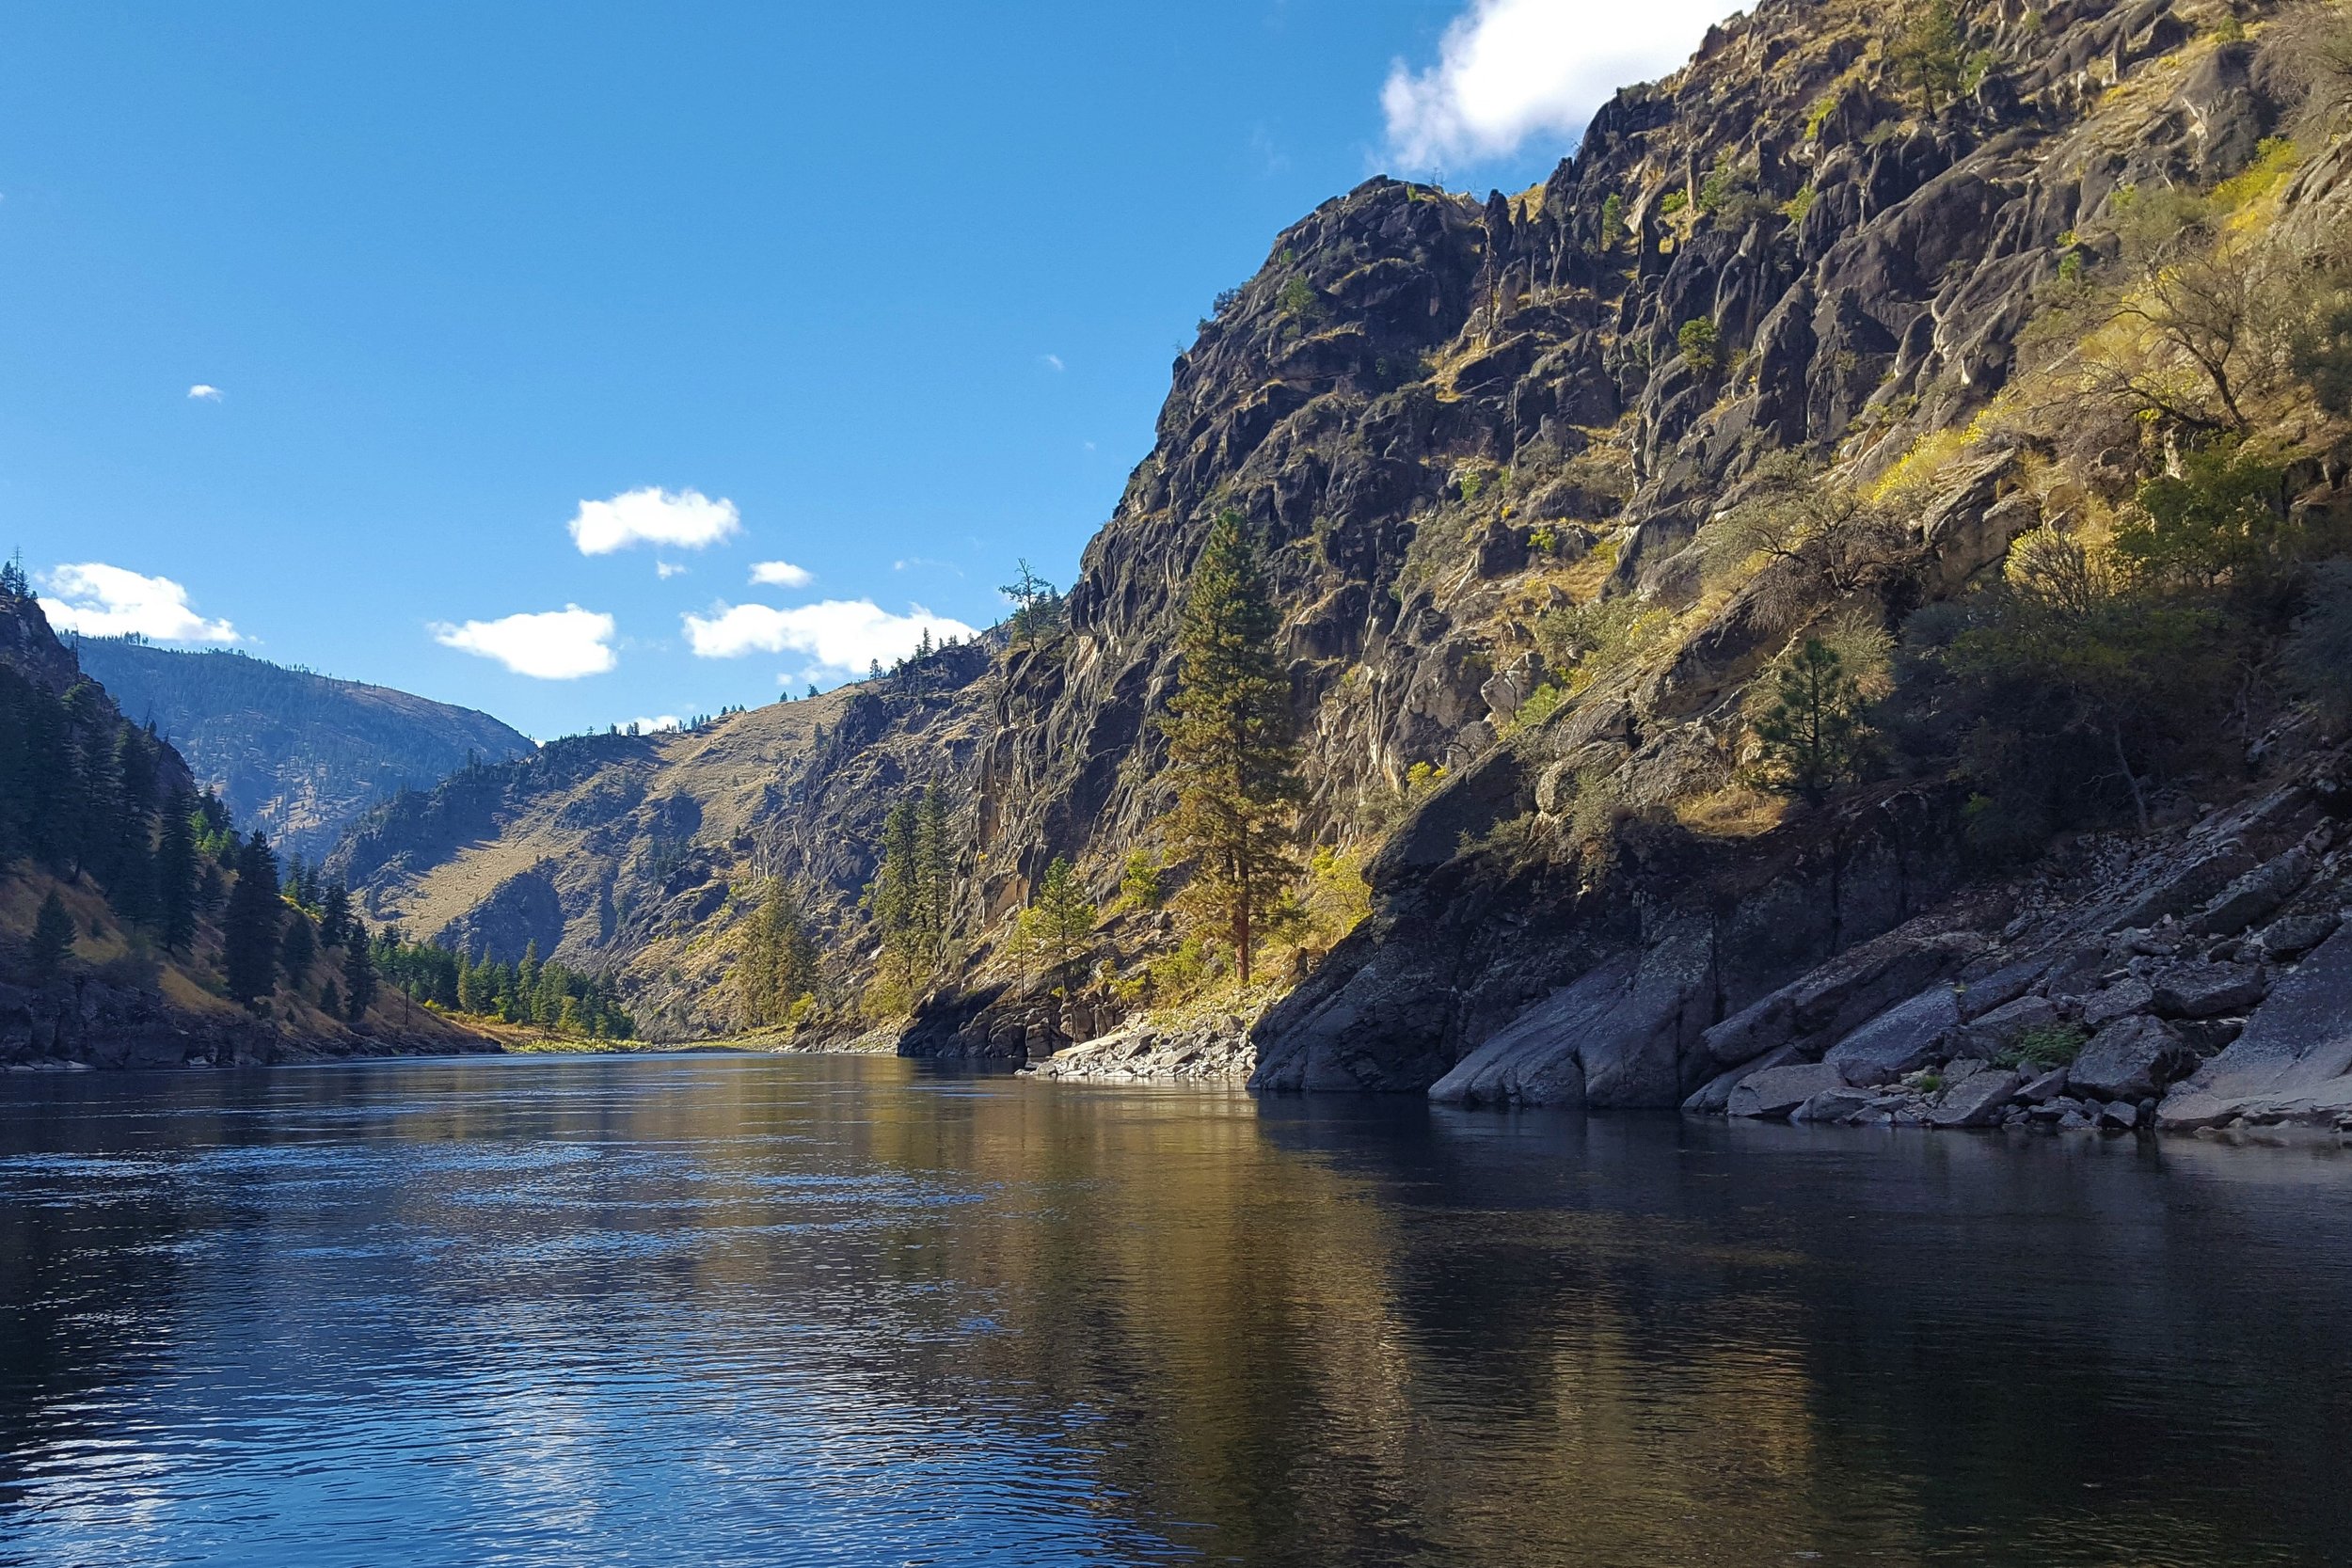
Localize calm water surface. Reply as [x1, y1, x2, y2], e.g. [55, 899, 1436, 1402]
[0, 1053, 2348, 1567]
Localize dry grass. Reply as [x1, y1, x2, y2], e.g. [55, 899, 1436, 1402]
[1674, 784, 1789, 839]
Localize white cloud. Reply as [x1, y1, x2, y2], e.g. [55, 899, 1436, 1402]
[568, 486, 741, 556]
[40, 562, 239, 643]
[1041, 354, 1065, 372]
[627, 714, 683, 733]
[1382, 0, 1736, 168]
[749, 560, 813, 589]
[186, 384, 223, 402]
[431, 605, 617, 679]
[682, 599, 977, 673]
[656, 561, 688, 579]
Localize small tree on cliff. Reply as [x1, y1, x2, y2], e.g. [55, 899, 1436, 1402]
[1020, 858, 1097, 999]
[342, 919, 377, 1022]
[29, 892, 74, 981]
[1160, 512, 1302, 989]
[1753, 638, 1874, 808]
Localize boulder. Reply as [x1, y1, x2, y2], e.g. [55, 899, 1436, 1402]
[2150, 961, 2266, 1020]
[1790, 1085, 1881, 1124]
[2079, 978, 2154, 1028]
[1956, 958, 2049, 1021]
[2099, 1101, 2144, 1131]
[1929, 1068, 2021, 1128]
[1960, 993, 2063, 1056]
[1682, 1042, 1800, 1115]
[1429, 922, 1715, 1107]
[1822, 985, 1962, 1086]
[2069, 1015, 2199, 1101]
[2113, 847, 2259, 930]
[1697, 928, 1984, 1073]
[1727, 1062, 1848, 1119]
[2255, 911, 2341, 962]
[2188, 849, 2310, 937]
[2018, 1066, 2071, 1103]
[2158, 926, 2352, 1130]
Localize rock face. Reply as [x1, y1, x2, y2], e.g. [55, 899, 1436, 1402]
[2159, 927, 2352, 1131]
[74, 638, 533, 863]
[324, 0, 2346, 1090]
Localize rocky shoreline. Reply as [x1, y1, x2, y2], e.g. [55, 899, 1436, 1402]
[1022, 1012, 1256, 1085]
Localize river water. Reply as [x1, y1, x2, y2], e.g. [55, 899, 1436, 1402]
[0, 1053, 2347, 1567]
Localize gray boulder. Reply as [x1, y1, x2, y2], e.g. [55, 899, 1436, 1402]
[1960, 993, 2063, 1056]
[2255, 911, 2340, 962]
[1698, 928, 1985, 1074]
[1929, 1068, 2022, 1128]
[2150, 961, 2266, 1020]
[1822, 986, 1962, 1086]
[2113, 847, 2258, 930]
[2159, 925, 2352, 1130]
[1956, 958, 2051, 1021]
[1790, 1085, 1880, 1124]
[2018, 1066, 2071, 1103]
[2079, 978, 2154, 1028]
[2189, 849, 2310, 937]
[1682, 1042, 1800, 1115]
[1728, 1062, 1848, 1119]
[2070, 1015, 2199, 1101]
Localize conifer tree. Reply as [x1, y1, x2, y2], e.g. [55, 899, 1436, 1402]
[342, 920, 376, 1022]
[222, 832, 282, 1007]
[1022, 858, 1097, 999]
[1160, 512, 1302, 988]
[30, 891, 74, 981]
[1755, 638, 1872, 807]
[318, 881, 352, 951]
[279, 908, 317, 986]
[156, 789, 199, 954]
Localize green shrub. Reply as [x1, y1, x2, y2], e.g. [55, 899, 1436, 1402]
[1999, 1022, 2089, 1070]
[1677, 317, 1722, 372]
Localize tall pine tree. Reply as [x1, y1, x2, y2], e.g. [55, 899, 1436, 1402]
[1160, 512, 1302, 988]
[222, 832, 282, 1008]
[156, 788, 199, 953]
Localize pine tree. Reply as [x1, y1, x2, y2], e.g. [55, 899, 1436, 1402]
[1891, 0, 1966, 110]
[222, 832, 282, 1007]
[737, 880, 820, 1028]
[318, 881, 352, 950]
[1160, 512, 1302, 988]
[1023, 858, 1097, 999]
[319, 978, 342, 1020]
[342, 920, 377, 1022]
[915, 783, 955, 973]
[30, 891, 74, 981]
[1754, 638, 1872, 807]
[156, 789, 199, 953]
[279, 908, 317, 986]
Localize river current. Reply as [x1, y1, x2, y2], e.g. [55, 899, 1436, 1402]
[0, 1053, 2347, 1567]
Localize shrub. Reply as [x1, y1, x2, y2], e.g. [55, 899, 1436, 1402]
[2000, 1022, 2088, 1070]
[1677, 317, 1722, 372]
[1509, 682, 1567, 733]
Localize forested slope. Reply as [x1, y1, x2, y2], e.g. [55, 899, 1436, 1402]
[73, 638, 535, 863]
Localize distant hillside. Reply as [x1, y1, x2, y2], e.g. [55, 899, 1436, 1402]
[72, 640, 536, 862]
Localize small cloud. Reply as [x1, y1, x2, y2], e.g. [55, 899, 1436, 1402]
[627, 714, 683, 733]
[431, 605, 617, 679]
[40, 562, 239, 643]
[568, 486, 741, 556]
[656, 561, 688, 579]
[187, 385, 223, 402]
[682, 599, 977, 673]
[749, 560, 814, 589]
[1382, 0, 1735, 168]
[891, 556, 964, 578]
[1041, 354, 1065, 372]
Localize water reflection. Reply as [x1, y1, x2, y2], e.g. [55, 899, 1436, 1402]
[0, 1054, 2346, 1566]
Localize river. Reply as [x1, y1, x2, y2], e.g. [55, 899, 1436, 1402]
[0, 1053, 2347, 1566]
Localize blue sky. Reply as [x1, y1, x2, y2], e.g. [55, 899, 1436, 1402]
[0, 0, 1728, 738]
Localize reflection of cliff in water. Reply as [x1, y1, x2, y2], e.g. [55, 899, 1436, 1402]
[1, 1058, 2348, 1566]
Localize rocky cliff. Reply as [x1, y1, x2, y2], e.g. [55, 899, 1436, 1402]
[73, 639, 536, 863]
[338, 0, 2352, 1120]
